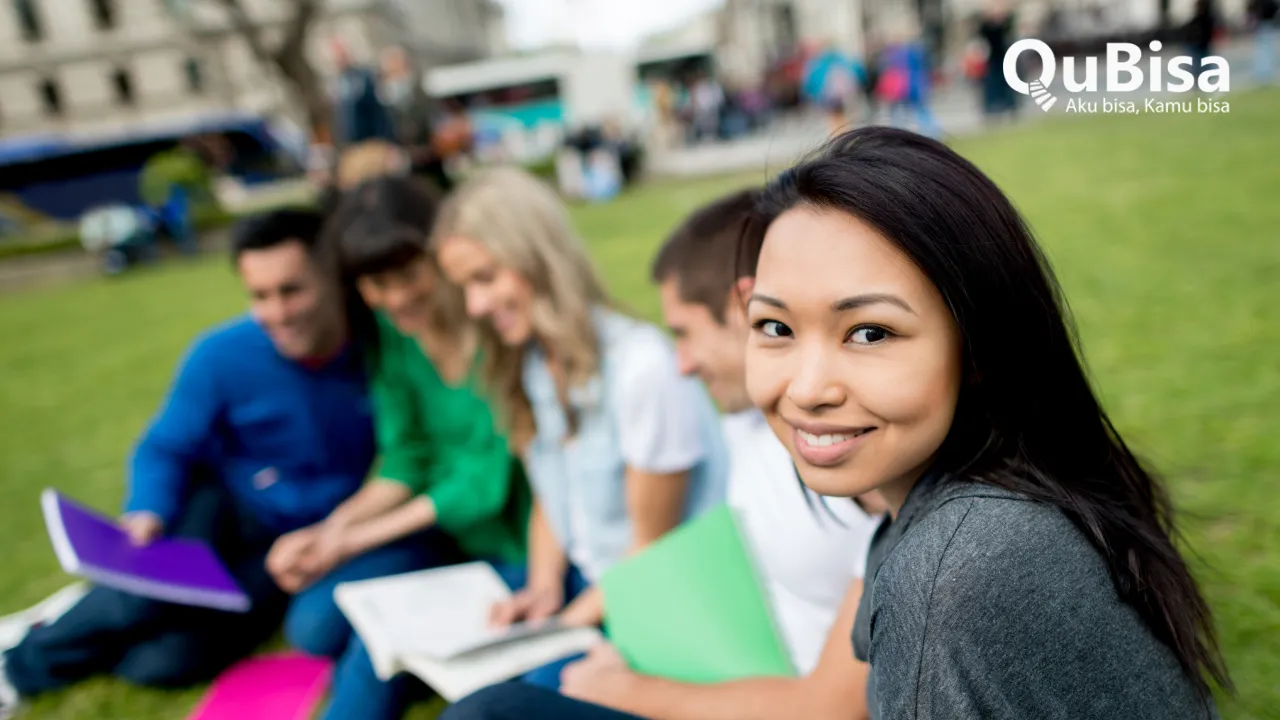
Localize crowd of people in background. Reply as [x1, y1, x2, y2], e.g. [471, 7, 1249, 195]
[323, 38, 475, 195]
[660, 0, 1279, 145]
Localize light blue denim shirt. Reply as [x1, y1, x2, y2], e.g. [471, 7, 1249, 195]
[521, 308, 728, 582]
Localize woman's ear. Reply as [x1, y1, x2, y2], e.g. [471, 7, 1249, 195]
[726, 277, 756, 328]
[732, 276, 756, 310]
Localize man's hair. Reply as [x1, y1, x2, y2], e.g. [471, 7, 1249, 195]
[231, 208, 326, 263]
[650, 188, 766, 322]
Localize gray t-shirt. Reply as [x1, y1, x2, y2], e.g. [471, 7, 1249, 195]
[852, 473, 1219, 720]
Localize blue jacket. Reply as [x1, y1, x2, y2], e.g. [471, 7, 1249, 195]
[125, 316, 375, 533]
[880, 42, 932, 103]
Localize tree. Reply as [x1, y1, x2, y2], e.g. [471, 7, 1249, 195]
[168, 0, 330, 139]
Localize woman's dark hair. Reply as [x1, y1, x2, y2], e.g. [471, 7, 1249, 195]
[756, 126, 1229, 695]
[321, 175, 446, 354]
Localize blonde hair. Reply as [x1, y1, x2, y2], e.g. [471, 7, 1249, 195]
[336, 140, 408, 191]
[431, 166, 611, 448]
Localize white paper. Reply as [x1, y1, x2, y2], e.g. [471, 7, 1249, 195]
[401, 626, 602, 702]
[334, 561, 603, 696]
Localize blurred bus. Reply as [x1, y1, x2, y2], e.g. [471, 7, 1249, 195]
[424, 49, 650, 165]
[0, 112, 304, 222]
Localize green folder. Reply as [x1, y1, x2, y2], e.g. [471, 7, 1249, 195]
[600, 504, 796, 683]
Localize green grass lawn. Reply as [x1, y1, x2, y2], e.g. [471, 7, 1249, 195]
[1, 90, 1277, 719]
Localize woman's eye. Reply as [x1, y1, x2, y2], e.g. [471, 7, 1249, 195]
[754, 320, 793, 339]
[847, 326, 892, 345]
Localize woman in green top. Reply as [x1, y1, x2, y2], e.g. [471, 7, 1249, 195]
[283, 175, 530, 720]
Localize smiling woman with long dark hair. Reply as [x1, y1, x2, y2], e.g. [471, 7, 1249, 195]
[740, 126, 1228, 718]
[441, 128, 1229, 720]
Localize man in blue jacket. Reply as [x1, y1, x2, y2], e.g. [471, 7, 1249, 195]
[0, 210, 379, 713]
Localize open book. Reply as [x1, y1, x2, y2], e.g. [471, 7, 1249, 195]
[334, 562, 602, 702]
[40, 489, 250, 612]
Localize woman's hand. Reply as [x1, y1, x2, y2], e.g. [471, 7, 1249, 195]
[296, 522, 352, 585]
[266, 526, 320, 593]
[489, 584, 565, 628]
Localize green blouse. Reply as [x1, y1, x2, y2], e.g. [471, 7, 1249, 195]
[368, 312, 529, 564]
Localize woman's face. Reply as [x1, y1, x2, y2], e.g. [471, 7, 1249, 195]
[356, 253, 437, 335]
[436, 235, 536, 346]
[745, 206, 964, 511]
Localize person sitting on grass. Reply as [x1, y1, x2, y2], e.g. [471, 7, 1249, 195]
[439, 189, 886, 720]
[275, 175, 531, 720]
[0, 210, 382, 717]
[432, 167, 730, 689]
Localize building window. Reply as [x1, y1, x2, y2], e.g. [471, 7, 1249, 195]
[183, 57, 205, 94]
[14, 0, 43, 42]
[88, 0, 116, 30]
[111, 68, 134, 106]
[39, 78, 61, 116]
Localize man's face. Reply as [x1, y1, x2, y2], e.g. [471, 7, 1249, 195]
[330, 38, 351, 70]
[237, 241, 342, 360]
[381, 46, 409, 78]
[659, 277, 753, 413]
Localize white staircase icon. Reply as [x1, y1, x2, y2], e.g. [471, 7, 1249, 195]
[1029, 80, 1058, 111]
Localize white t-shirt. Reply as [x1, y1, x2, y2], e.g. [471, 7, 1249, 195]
[565, 324, 706, 579]
[723, 410, 882, 675]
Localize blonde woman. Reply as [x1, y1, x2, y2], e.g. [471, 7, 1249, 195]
[433, 167, 729, 688]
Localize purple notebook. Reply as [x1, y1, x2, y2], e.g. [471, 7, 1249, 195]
[41, 489, 250, 613]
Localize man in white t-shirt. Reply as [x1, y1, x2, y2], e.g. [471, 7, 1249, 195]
[552, 189, 884, 719]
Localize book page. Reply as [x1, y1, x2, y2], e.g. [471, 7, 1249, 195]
[336, 562, 574, 662]
[333, 584, 404, 680]
[400, 626, 603, 702]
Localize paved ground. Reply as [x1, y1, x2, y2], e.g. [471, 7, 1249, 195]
[0, 230, 232, 295]
[0, 180, 313, 294]
[646, 37, 1258, 177]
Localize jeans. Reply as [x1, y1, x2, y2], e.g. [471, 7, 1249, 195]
[1256, 25, 1278, 83]
[3, 482, 287, 694]
[488, 562, 591, 690]
[288, 531, 464, 720]
[982, 68, 1018, 116]
[442, 681, 646, 720]
[889, 101, 942, 139]
[1187, 45, 1211, 84]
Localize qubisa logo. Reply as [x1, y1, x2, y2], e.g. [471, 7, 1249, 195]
[1004, 39, 1231, 114]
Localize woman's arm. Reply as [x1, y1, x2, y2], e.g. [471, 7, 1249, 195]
[491, 501, 570, 626]
[336, 493, 436, 558]
[285, 480, 416, 586]
[564, 581, 870, 720]
[559, 464, 690, 627]
[323, 478, 414, 530]
[561, 330, 709, 627]
[526, 500, 569, 592]
[417, 400, 518, 535]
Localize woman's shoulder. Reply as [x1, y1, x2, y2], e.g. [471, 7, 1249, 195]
[873, 481, 1163, 660]
[871, 484, 1216, 718]
[882, 482, 1108, 604]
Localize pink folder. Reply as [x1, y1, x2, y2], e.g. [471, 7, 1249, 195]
[186, 652, 333, 720]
